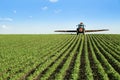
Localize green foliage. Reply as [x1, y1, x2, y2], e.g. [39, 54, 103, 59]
[0, 34, 120, 80]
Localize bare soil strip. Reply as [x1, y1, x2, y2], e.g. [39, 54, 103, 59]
[79, 39, 86, 80]
[87, 39, 99, 80]
[34, 45, 70, 79]
[34, 37, 75, 79]
[64, 39, 82, 80]
[93, 36, 120, 74]
[19, 36, 75, 80]
[48, 36, 78, 80]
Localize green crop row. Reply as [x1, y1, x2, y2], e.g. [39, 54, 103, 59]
[0, 34, 120, 80]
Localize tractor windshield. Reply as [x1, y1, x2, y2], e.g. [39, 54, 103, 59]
[78, 24, 84, 28]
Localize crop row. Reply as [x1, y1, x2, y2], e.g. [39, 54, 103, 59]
[0, 34, 120, 80]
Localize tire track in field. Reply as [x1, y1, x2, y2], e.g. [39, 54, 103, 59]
[48, 36, 78, 80]
[63, 36, 82, 80]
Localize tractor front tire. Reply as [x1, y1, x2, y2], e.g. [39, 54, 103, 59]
[83, 28, 85, 35]
[77, 32, 79, 35]
[77, 28, 79, 35]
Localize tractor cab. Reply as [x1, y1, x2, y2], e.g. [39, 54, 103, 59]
[78, 23, 84, 28]
[77, 22, 85, 35]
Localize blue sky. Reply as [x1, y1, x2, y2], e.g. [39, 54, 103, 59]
[0, 0, 120, 34]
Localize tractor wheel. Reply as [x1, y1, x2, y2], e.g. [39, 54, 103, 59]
[83, 28, 85, 35]
[83, 32, 84, 35]
[77, 32, 79, 35]
[77, 28, 79, 35]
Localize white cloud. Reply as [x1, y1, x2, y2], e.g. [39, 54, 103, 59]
[54, 9, 62, 13]
[0, 17, 13, 22]
[49, 0, 58, 3]
[13, 10, 17, 13]
[1, 25, 8, 29]
[41, 6, 48, 10]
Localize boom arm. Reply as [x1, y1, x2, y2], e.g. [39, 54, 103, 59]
[55, 29, 109, 32]
[85, 29, 109, 32]
[55, 30, 76, 32]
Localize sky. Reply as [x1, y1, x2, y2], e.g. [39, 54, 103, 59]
[0, 0, 120, 34]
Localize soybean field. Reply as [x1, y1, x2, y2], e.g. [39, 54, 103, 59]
[0, 34, 120, 80]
